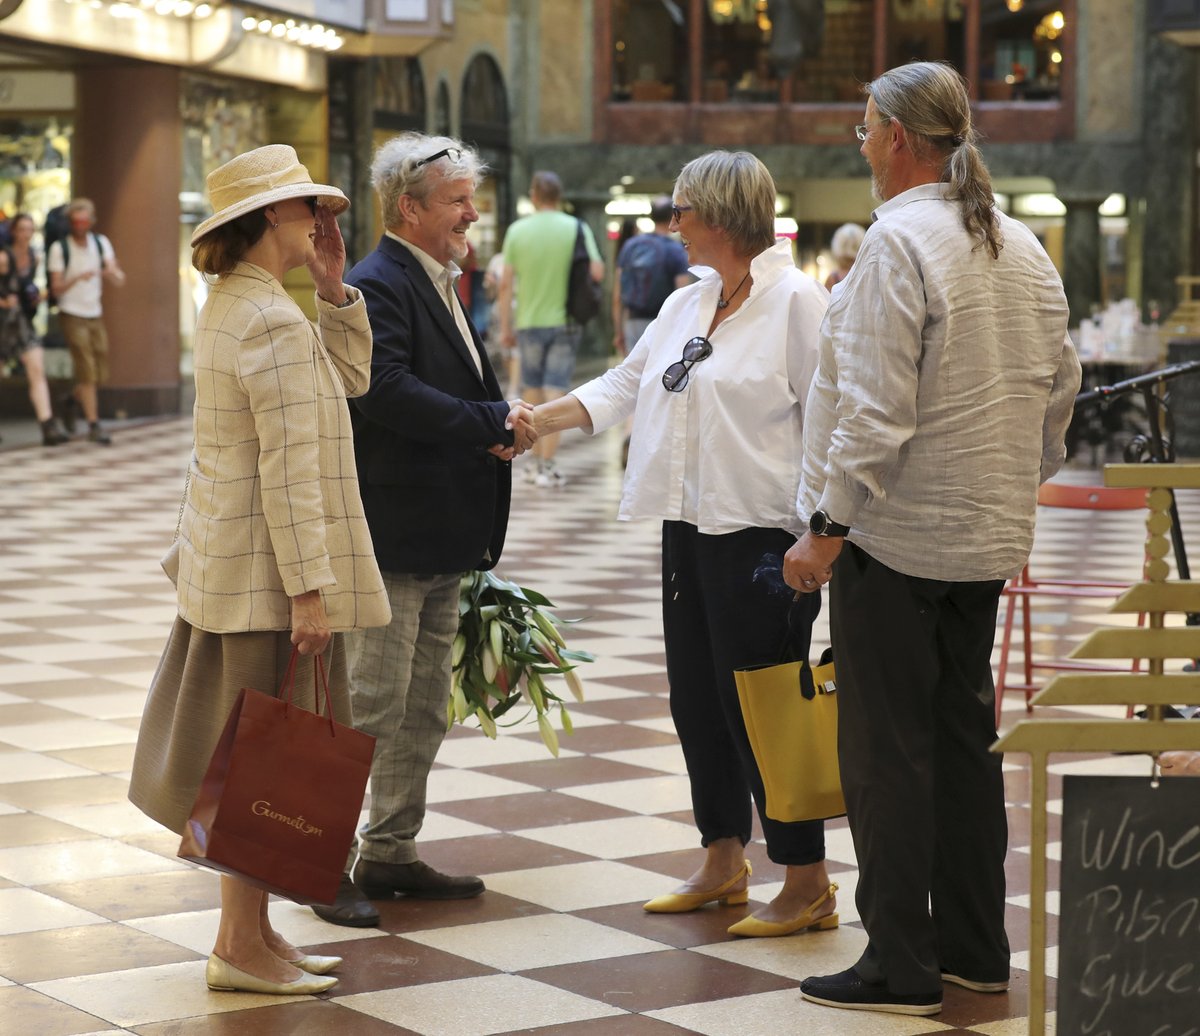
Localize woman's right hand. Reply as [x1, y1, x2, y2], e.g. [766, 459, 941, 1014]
[290, 590, 331, 656]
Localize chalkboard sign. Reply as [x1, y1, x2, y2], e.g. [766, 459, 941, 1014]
[1058, 775, 1200, 1036]
[1166, 339, 1200, 460]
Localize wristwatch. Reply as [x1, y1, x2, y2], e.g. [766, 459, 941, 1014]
[809, 510, 850, 537]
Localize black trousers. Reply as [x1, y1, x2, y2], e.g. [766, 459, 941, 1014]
[830, 542, 1010, 994]
[661, 521, 825, 865]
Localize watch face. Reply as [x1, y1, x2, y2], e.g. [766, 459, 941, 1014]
[810, 511, 848, 536]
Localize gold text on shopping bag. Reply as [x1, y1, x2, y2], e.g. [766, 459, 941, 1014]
[251, 800, 324, 837]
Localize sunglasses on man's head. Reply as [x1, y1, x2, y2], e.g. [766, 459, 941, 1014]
[415, 147, 463, 169]
[662, 336, 713, 392]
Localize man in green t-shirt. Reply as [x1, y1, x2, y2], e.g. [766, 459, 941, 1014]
[498, 171, 603, 488]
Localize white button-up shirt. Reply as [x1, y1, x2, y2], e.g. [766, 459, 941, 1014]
[573, 238, 828, 535]
[799, 182, 1082, 582]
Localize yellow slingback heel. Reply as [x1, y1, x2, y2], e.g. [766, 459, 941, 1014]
[643, 860, 753, 913]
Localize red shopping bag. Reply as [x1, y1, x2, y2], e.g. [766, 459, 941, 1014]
[178, 649, 374, 905]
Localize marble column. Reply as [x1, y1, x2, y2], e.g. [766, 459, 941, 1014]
[75, 64, 183, 418]
[1061, 196, 1105, 328]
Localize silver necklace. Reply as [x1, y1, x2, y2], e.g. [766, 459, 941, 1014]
[716, 269, 751, 310]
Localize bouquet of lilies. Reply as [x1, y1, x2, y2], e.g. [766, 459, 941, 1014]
[451, 570, 595, 756]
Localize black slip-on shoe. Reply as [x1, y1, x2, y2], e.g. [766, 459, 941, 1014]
[311, 873, 381, 928]
[941, 971, 1009, 993]
[800, 968, 942, 1016]
[356, 858, 484, 900]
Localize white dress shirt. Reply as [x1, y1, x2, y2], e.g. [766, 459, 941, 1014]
[573, 238, 828, 536]
[799, 182, 1082, 582]
[386, 231, 483, 376]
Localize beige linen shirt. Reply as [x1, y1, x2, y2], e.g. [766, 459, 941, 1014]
[174, 261, 390, 633]
[799, 183, 1082, 582]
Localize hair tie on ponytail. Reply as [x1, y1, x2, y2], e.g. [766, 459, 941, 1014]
[951, 134, 965, 146]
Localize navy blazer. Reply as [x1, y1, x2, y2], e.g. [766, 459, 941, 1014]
[347, 235, 513, 574]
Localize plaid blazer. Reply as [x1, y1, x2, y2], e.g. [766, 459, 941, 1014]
[172, 261, 390, 633]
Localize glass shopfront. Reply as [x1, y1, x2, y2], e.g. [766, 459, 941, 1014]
[0, 116, 72, 374]
[178, 73, 272, 374]
[609, 0, 1067, 105]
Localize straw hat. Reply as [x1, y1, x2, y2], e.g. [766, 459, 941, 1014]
[190, 144, 349, 246]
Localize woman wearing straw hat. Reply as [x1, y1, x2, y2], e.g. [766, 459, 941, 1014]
[129, 145, 390, 996]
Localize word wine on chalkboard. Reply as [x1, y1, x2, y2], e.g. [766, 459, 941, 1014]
[1058, 775, 1200, 1036]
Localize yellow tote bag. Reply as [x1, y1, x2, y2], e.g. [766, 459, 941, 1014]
[734, 653, 845, 823]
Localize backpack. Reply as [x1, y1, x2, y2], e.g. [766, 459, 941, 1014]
[46, 228, 106, 310]
[42, 204, 69, 261]
[566, 219, 601, 325]
[619, 234, 679, 318]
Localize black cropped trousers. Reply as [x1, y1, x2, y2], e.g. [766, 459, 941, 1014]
[661, 520, 825, 866]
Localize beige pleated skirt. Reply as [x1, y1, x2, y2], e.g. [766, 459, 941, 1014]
[128, 617, 350, 835]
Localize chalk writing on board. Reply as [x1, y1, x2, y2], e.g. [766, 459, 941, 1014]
[1058, 776, 1200, 1036]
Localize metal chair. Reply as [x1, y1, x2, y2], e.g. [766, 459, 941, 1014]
[994, 482, 1148, 726]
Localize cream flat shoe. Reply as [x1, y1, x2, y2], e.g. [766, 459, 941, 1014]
[288, 954, 343, 975]
[206, 954, 338, 995]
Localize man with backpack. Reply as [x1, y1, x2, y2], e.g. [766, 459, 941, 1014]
[498, 171, 603, 488]
[46, 198, 126, 445]
[612, 196, 691, 357]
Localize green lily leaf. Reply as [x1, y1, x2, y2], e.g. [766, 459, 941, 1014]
[452, 570, 593, 756]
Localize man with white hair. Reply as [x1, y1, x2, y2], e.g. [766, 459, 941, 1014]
[313, 133, 535, 927]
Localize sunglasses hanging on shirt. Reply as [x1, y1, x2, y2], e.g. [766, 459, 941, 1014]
[662, 336, 713, 392]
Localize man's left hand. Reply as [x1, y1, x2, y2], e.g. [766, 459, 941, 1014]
[783, 531, 844, 593]
[308, 207, 348, 299]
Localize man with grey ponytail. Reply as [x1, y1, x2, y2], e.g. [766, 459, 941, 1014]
[784, 61, 1081, 1017]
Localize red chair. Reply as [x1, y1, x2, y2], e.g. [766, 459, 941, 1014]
[994, 482, 1148, 726]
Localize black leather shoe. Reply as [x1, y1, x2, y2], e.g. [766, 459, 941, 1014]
[800, 968, 942, 1016]
[356, 859, 485, 900]
[311, 874, 381, 928]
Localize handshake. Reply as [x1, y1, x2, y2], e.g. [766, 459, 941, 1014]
[486, 400, 540, 462]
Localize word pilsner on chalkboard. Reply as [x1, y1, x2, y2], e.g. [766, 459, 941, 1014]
[1059, 774, 1200, 1036]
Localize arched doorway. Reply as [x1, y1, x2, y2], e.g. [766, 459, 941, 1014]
[434, 79, 452, 138]
[369, 57, 427, 242]
[375, 57, 427, 133]
[459, 53, 510, 263]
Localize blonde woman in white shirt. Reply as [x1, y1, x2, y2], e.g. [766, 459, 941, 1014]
[533, 151, 835, 938]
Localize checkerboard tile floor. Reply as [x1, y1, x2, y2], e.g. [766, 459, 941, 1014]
[1, 418, 1197, 1035]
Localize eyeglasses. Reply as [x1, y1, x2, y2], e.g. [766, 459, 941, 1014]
[670, 204, 693, 222]
[854, 119, 890, 141]
[415, 147, 462, 169]
[303, 197, 318, 215]
[662, 336, 713, 392]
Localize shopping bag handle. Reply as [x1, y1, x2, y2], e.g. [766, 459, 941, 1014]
[775, 605, 836, 702]
[278, 646, 337, 735]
